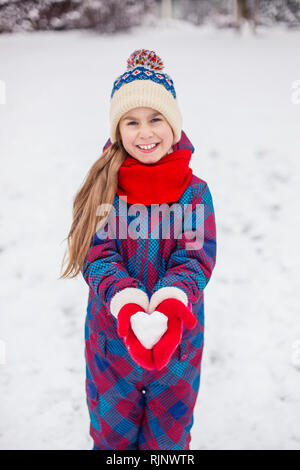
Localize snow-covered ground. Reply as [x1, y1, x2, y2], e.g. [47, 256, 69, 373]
[0, 18, 300, 450]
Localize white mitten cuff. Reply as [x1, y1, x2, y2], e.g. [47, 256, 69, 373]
[149, 286, 188, 313]
[110, 287, 149, 319]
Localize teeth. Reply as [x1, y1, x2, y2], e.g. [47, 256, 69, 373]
[137, 143, 157, 150]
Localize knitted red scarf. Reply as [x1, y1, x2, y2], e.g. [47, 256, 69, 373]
[116, 149, 193, 205]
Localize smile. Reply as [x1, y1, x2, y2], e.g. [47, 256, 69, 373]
[136, 143, 160, 153]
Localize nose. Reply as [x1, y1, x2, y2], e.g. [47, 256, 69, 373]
[138, 122, 154, 139]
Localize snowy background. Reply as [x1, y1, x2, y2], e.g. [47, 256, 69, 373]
[1, 17, 300, 450]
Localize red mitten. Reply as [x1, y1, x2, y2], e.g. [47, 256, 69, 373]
[117, 303, 155, 370]
[152, 298, 197, 370]
[125, 326, 155, 370]
[117, 303, 141, 338]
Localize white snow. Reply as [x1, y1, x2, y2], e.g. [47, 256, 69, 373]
[0, 19, 300, 450]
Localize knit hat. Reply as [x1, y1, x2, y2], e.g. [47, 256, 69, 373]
[109, 49, 183, 145]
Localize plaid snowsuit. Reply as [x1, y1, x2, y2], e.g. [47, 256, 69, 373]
[82, 133, 217, 450]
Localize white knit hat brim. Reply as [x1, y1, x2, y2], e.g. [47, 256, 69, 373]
[110, 80, 182, 145]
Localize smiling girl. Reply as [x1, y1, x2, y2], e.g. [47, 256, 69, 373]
[60, 49, 217, 450]
[119, 107, 174, 164]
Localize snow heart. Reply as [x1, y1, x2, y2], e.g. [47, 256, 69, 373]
[130, 310, 168, 350]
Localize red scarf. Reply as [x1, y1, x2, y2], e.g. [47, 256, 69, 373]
[116, 149, 193, 204]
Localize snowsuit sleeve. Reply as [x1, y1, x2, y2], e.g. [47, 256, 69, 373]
[82, 233, 149, 317]
[149, 182, 217, 312]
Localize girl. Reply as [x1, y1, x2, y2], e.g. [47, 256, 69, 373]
[60, 49, 217, 450]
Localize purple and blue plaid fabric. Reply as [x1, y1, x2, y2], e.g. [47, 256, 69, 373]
[82, 131, 217, 450]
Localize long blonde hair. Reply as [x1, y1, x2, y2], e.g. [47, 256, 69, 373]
[59, 125, 127, 279]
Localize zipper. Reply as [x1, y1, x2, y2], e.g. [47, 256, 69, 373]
[144, 206, 150, 287]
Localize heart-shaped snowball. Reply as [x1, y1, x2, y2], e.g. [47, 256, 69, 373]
[130, 310, 168, 350]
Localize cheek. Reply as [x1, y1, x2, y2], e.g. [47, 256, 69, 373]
[120, 129, 134, 148]
[159, 124, 173, 142]
[161, 131, 173, 146]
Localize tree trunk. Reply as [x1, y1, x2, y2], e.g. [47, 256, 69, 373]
[161, 0, 173, 19]
[234, 0, 260, 31]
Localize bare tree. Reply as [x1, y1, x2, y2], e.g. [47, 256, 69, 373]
[161, 0, 173, 19]
[234, 0, 260, 32]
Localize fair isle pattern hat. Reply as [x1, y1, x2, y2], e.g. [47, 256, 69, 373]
[109, 49, 183, 144]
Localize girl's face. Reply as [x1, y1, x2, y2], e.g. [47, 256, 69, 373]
[119, 107, 175, 164]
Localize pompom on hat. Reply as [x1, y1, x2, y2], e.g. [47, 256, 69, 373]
[109, 49, 183, 145]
